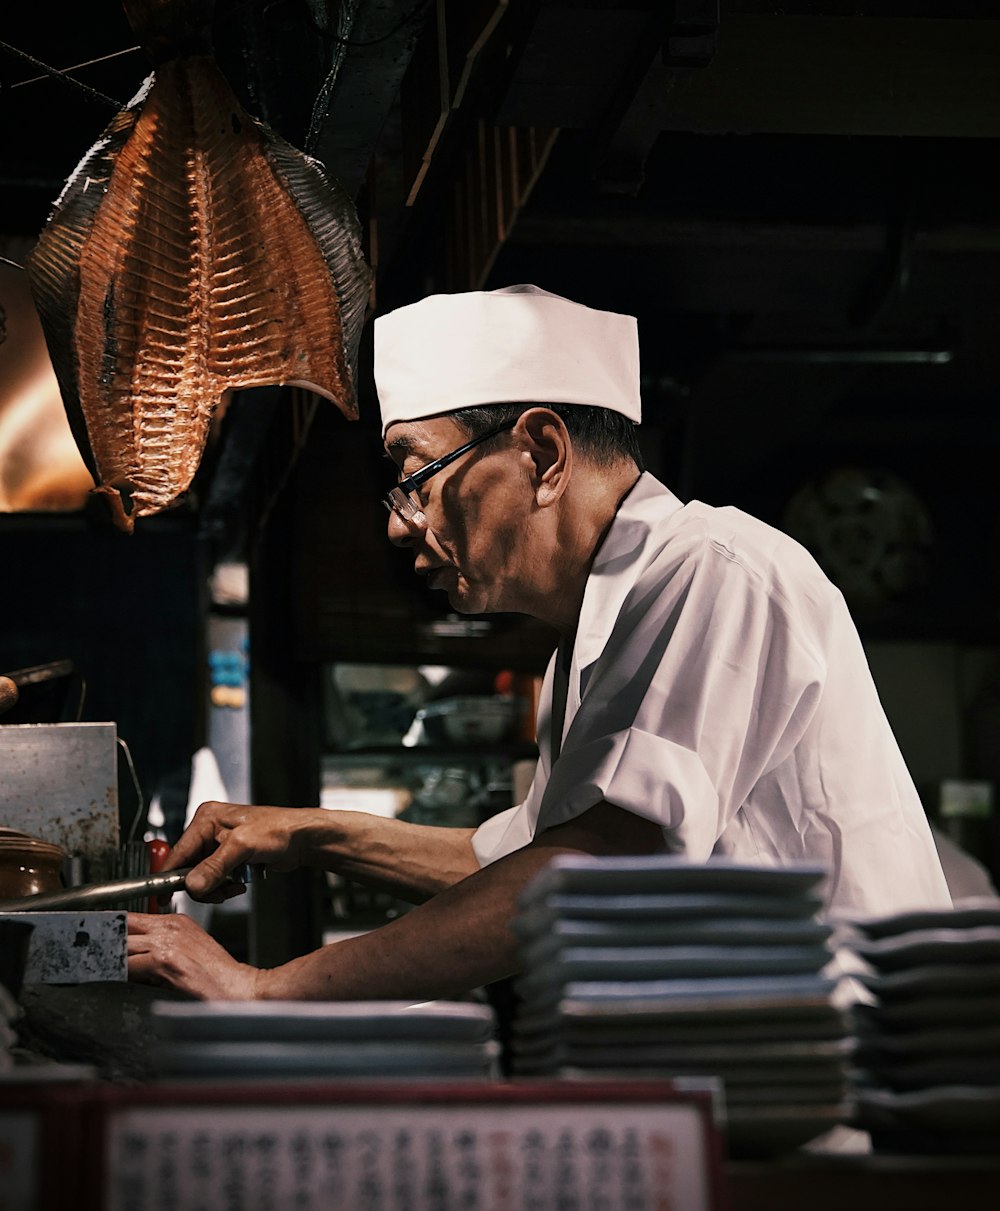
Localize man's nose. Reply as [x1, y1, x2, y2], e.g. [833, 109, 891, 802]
[387, 507, 428, 546]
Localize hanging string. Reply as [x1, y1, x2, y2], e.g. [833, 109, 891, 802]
[324, 0, 433, 48]
[0, 38, 124, 109]
[260, 0, 433, 50]
[7, 44, 142, 92]
[304, 0, 433, 152]
[1, 0, 434, 163]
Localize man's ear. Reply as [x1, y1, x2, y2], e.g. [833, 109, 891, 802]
[517, 407, 571, 507]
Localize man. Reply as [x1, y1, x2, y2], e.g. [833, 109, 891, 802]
[128, 285, 951, 1000]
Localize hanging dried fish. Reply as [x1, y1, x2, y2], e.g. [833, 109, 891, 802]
[26, 0, 371, 531]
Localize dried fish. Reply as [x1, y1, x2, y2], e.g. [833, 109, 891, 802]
[26, 0, 371, 531]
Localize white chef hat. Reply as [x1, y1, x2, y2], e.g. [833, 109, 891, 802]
[374, 284, 641, 436]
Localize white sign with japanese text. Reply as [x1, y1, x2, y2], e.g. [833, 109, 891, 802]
[104, 1101, 716, 1211]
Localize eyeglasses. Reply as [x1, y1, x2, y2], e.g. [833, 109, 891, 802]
[383, 417, 518, 522]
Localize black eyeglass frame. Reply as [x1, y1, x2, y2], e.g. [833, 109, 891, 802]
[382, 416, 518, 520]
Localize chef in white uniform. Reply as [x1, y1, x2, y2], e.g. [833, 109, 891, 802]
[378, 285, 950, 919]
[128, 284, 950, 1001]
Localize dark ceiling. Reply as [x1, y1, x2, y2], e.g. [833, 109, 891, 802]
[2, 1, 999, 639]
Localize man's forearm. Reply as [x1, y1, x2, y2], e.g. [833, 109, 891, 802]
[260, 798, 669, 1000]
[128, 800, 668, 1001]
[254, 842, 561, 1001]
[306, 811, 479, 902]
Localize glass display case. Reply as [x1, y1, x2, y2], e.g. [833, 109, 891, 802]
[319, 662, 540, 938]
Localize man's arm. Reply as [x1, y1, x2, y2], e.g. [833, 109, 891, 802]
[127, 801, 666, 1001]
[261, 800, 667, 1000]
[162, 801, 480, 903]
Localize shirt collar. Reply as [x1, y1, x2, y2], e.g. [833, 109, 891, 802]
[572, 472, 684, 673]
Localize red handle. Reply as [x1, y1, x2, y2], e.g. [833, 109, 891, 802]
[146, 839, 172, 912]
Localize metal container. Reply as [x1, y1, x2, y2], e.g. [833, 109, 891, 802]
[0, 828, 67, 900]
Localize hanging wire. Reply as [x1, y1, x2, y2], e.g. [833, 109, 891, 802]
[0, 38, 125, 109]
[119, 736, 148, 845]
[303, 0, 432, 152]
[70, 671, 88, 723]
[323, 0, 433, 48]
[260, 0, 432, 50]
[6, 44, 142, 91]
[0, 0, 434, 157]
[305, 2, 354, 151]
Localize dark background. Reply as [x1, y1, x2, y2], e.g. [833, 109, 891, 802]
[1, 3, 999, 859]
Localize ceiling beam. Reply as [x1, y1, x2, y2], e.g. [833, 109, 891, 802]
[665, 14, 1000, 137]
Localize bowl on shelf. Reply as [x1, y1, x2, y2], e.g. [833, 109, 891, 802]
[415, 696, 520, 745]
[0, 828, 67, 900]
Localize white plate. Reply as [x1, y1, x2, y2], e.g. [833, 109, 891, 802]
[854, 1021, 1000, 1058]
[845, 897, 1000, 940]
[856, 1084, 1000, 1134]
[724, 1102, 855, 1157]
[516, 980, 839, 1026]
[514, 1038, 852, 1069]
[517, 974, 838, 1014]
[520, 856, 827, 904]
[514, 1013, 849, 1050]
[519, 1059, 848, 1094]
[515, 893, 827, 936]
[513, 915, 831, 948]
[516, 946, 833, 997]
[151, 999, 496, 1043]
[850, 925, 1000, 971]
[154, 1039, 501, 1078]
[854, 961, 1000, 1000]
[507, 1071, 854, 1157]
[516, 1059, 849, 1096]
[853, 991, 1000, 1030]
[855, 1054, 1000, 1091]
[724, 1083, 851, 1108]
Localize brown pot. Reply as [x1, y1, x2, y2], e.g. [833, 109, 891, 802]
[0, 827, 67, 899]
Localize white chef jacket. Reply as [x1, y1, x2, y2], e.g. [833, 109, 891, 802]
[472, 473, 951, 918]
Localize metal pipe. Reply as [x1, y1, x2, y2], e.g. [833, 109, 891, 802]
[0, 868, 195, 911]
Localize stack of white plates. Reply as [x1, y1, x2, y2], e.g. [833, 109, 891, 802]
[510, 855, 854, 1156]
[149, 1000, 500, 1080]
[843, 898, 1000, 1152]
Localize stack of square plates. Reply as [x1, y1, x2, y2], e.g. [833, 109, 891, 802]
[149, 1000, 500, 1080]
[510, 855, 854, 1156]
[843, 898, 1000, 1153]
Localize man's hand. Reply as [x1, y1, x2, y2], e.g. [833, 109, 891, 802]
[127, 913, 260, 1000]
[164, 801, 316, 900]
[166, 802, 479, 904]
[125, 802, 667, 1004]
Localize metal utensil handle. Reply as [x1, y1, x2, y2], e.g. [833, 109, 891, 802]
[0, 868, 194, 912]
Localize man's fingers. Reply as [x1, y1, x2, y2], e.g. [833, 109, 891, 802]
[161, 820, 216, 871]
[161, 801, 241, 871]
[125, 911, 258, 1000]
[185, 846, 244, 898]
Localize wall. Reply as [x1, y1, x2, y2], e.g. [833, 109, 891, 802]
[866, 639, 1000, 881]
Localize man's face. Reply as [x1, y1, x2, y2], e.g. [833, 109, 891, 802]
[384, 415, 528, 615]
